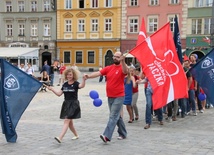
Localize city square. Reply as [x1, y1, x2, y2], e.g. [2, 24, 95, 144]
[0, 73, 214, 155]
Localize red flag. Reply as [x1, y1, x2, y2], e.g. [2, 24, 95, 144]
[130, 23, 188, 110]
[136, 18, 147, 45]
[202, 36, 211, 44]
[183, 54, 189, 61]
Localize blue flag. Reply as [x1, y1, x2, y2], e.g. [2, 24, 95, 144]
[189, 48, 214, 103]
[173, 15, 183, 64]
[0, 59, 42, 142]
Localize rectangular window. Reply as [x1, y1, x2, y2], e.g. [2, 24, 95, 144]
[129, 18, 138, 33]
[169, 16, 175, 32]
[195, 0, 203, 7]
[78, 19, 85, 32]
[192, 19, 202, 34]
[91, 0, 98, 8]
[18, 1, 24, 12]
[204, 18, 211, 35]
[31, 24, 38, 36]
[19, 24, 25, 36]
[44, 24, 50, 36]
[65, 0, 72, 9]
[91, 19, 98, 32]
[105, 0, 112, 7]
[31, 1, 37, 12]
[130, 0, 138, 6]
[76, 51, 83, 63]
[65, 20, 72, 32]
[6, 1, 12, 12]
[148, 17, 158, 33]
[64, 51, 71, 63]
[7, 24, 12, 36]
[44, 0, 50, 11]
[205, 0, 213, 6]
[105, 18, 112, 31]
[88, 51, 95, 63]
[150, 0, 158, 5]
[170, 0, 179, 4]
[79, 0, 84, 8]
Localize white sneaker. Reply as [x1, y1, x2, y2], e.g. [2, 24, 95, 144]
[72, 136, 79, 140]
[193, 112, 197, 116]
[200, 110, 204, 113]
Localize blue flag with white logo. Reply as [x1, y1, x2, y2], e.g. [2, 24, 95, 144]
[189, 48, 214, 103]
[0, 59, 42, 142]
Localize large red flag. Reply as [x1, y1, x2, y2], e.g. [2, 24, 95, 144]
[130, 23, 188, 110]
[136, 18, 147, 45]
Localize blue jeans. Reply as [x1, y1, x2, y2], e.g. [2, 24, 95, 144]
[189, 90, 196, 112]
[180, 98, 187, 116]
[50, 74, 54, 86]
[103, 97, 127, 140]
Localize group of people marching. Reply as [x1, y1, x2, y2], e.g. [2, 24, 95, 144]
[45, 51, 212, 144]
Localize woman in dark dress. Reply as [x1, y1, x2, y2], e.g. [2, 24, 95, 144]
[48, 68, 86, 143]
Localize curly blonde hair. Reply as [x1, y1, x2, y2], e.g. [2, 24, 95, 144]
[63, 68, 78, 81]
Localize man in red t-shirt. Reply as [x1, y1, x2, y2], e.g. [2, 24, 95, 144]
[84, 51, 128, 143]
[57, 62, 66, 86]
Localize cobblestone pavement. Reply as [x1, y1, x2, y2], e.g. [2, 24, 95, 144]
[0, 72, 214, 155]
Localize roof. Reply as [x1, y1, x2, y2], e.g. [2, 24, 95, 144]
[0, 48, 39, 58]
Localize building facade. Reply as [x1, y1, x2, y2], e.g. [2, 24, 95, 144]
[0, 0, 57, 70]
[121, 0, 188, 64]
[56, 0, 122, 71]
[185, 0, 213, 59]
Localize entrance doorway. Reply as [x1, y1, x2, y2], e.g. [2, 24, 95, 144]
[42, 51, 51, 67]
[105, 50, 114, 67]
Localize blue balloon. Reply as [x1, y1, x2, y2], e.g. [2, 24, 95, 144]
[93, 98, 102, 107]
[198, 93, 206, 101]
[89, 90, 99, 99]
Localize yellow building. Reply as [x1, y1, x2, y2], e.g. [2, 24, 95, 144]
[56, 0, 122, 71]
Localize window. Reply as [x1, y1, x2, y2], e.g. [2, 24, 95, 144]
[44, 0, 50, 11]
[130, 0, 138, 6]
[65, 0, 72, 9]
[204, 18, 211, 35]
[65, 20, 72, 32]
[64, 51, 71, 63]
[18, 1, 24, 12]
[205, 0, 213, 6]
[79, 0, 84, 8]
[150, 0, 158, 5]
[129, 18, 138, 33]
[192, 19, 202, 34]
[31, 1, 37, 12]
[195, 0, 203, 7]
[7, 24, 13, 36]
[88, 51, 95, 63]
[19, 24, 25, 36]
[76, 51, 83, 63]
[170, 0, 179, 4]
[78, 19, 85, 32]
[44, 24, 50, 36]
[169, 16, 175, 32]
[148, 17, 158, 33]
[6, 1, 12, 12]
[105, 0, 112, 7]
[91, 0, 98, 8]
[31, 24, 38, 36]
[105, 18, 112, 31]
[91, 19, 98, 32]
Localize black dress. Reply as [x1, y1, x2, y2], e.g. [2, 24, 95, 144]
[60, 81, 81, 119]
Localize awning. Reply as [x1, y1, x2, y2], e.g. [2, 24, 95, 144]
[124, 53, 134, 58]
[0, 48, 39, 58]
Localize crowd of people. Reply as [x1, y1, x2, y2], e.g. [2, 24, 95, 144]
[24, 51, 212, 144]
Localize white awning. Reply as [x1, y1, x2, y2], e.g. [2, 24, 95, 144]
[0, 47, 39, 58]
[125, 53, 134, 58]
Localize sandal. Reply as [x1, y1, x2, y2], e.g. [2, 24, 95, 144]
[54, 137, 61, 143]
[128, 120, 133, 123]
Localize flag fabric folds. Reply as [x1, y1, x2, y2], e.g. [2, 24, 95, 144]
[130, 23, 188, 110]
[136, 17, 147, 45]
[189, 48, 214, 104]
[173, 15, 183, 64]
[0, 59, 42, 142]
